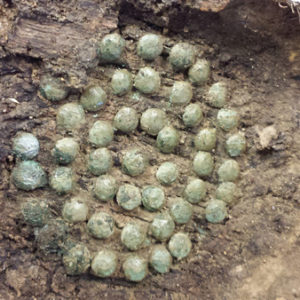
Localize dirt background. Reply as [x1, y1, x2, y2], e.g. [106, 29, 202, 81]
[0, 0, 300, 299]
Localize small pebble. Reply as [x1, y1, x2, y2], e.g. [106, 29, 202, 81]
[50, 167, 73, 194]
[169, 81, 193, 106]
[194, 128, 217, 152]
[56, 103, 85, 131]
[140, 108, 167, 136]
[88, 148, 113, 176]
[156, 126, 179, 154]
[225, 132, 246, 157]
[53, 137, 79, 165]
[137, 33, 163, 61]
[80, 85, 107, 112]
[182, 103, 203, 128]
[87, 212, 114, 239]
[123, 255, 148, 282]
[122, 148, 147, 177]
[134, 67, 160, 94]
[169, 43, 195, 71]
[62, 197, 88, 223]
[94, 175, 117, 202]
[217, 109, 239, 132]
[13, 132, 39, 160]
[150, 212, 175, 241]
[111, 69, 133, 96]
[193, 151, 214, 177]
[114, 107, 139, 134]
[169, 198, 193, 224]
[168, 232, 192, 260]
[217, 159, 240, 182]
[205, 199, 228, 223]
[188, 59, 210, 85]
[184, 178, 207, 204]
[156, 162, 178, 185]
[88, 120, 114, 147]
[207, 82, 228, 108]
[142, 186, 165, 211]
[121, 222, 146, 251]
[150, 245, 172, 274]
[117, 184, 141, 211]
[40, 75, 69, 102]
[216, 182, 237, 205]
[91, 249, 117, 278]
[22, 198, 49, 227]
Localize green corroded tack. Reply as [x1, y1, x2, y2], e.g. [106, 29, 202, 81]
[183, 103, 203, 128]
[225, 132, 246, 157]
[121, 222, 146, 251]
[216, 182, 237, 205]
[53, 138, 79, 165]
[80, 85, 107, 112]
[88, 148, 112, 176]
[150, 245, 172, 274]
[22, 199, 49, 227]
[156, 162, 178, 185]
[134, 67, 161, 94]
[184, 178, 206, 204]
[94, 175, 117, 202]
[40, 75, 69, 102]
[207, 82, 227, 108]
[50, 167, 73, 194]
[91, 249, 117, 278]
[114, 107, 139, 134]
[87, 212, 114, 239]
[122, 148, 147, 177]
[63, 244, 91, 275]
[137, 33, 163, 61]
[168, 232, 192, 260]
[217, 159, 240, 182]
[111, 69, 133, 96]
[97, 33, 125, 63]
[13, 132, 39, 160]
[62, 198, 88, 223]
[142, 186, 165, 211]
[56, 103, 85, 131]
[36, 219, 68, 254]
[193, 151, 214, 177]
[194, 128, 217, 152]
[188, 59, 210, 86]
[12, 161, 47, 191]
[123, 255, 148, 282]
[140, 108, 167, 136]
[217, 109, 239, 132]
[169, 81, 193, 106]
[169, 43, 195, 71]
[116, 184, 141, 211]
[156, 126, 179, 154]
[205, 199, 228, 223]
[169, 198, 193, 224]
[88, 120, 114, 147]
[150, 212, 175, 241]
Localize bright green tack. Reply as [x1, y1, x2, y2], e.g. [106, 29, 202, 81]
[134, 67, 161, 94]
[184, 178, 207, 204]
[13, 132, 39, 160]
[87, 212, 114, 239]
[169, 42, 195, 71]
[22, 199, 49, 227]
[91, 249, 117, 278]
[169, 81, 193, 106]
[88, 120, 114, 147]
[80, 85, 107, 112]
[94, 175, 117, 202]
[205, 199, 228, 223]
[193, 151, 214, 177]
[53, 138, 79, 165]
[116, 184, 141, 211]
[168, 232, 192, 260]
[156, 126, 179, 154]
[150, 245, 172, 274]
[188, 59, 210, 86]
[62, 198, 88, 223]
[122, 148, 147, 177]
[207, 82, 227, 108]
[40, 75, 69, 102]
[156, 162, 178, 185]
[56, 103, 85, 131]
[150, 212, 175, 241]
[12, 161, 47, 191]
[194, 128, 217, 152]
[225, 132, 246, 157]
[169, 198, 193, 225]
[137, 33, 163, 61]
[121, 222, 146, 251]
[217, 159, 240, 182]
[123, 255, 148, 282]
[111, 69, 132, 96]
[183, 103, 203, 128]
[88, 148, 112, 176]
[216, 182, 237, 205]
[114, 107, 139, 134]
[217, 109, 239, 132]
[50, 167, 73, 194]
[97, 33, 125, 63]
[63, 244, 91, 275]
[142, 186, 165, 211]
[140, 108, 167, 136]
